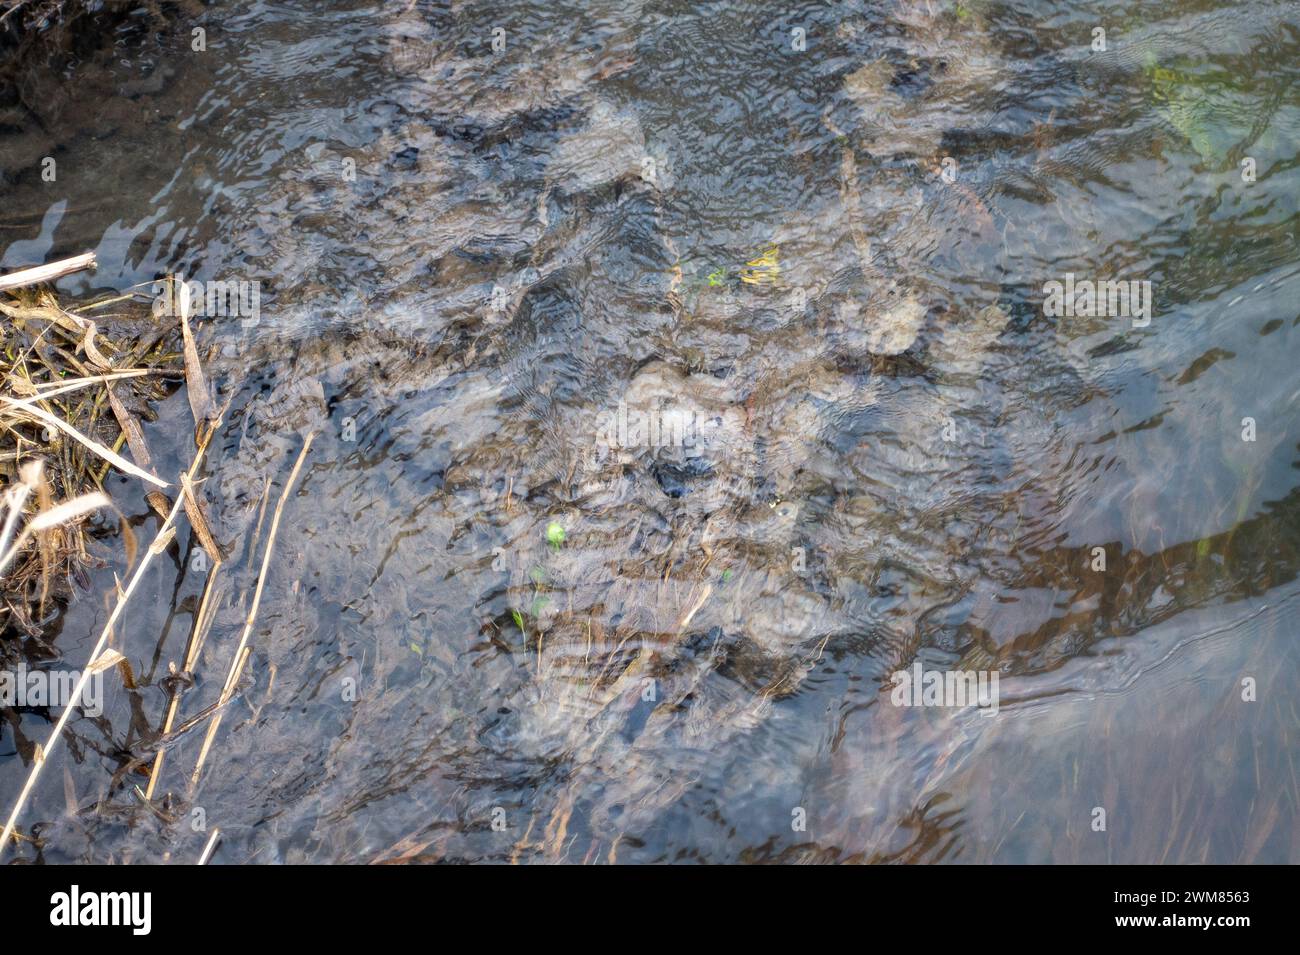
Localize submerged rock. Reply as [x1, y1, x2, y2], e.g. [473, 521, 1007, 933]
[927, 304, 1010, 379]
[545, 99, 653, 196]
[868, 290, 929, 355]
[840, 59, 946, 159]
[614, 360, 744, 451]
[829, 286, 928, 359]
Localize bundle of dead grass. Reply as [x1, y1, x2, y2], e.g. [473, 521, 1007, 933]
[0, 256, 218, 637]
[0, 250, 314, 862]
[0, 253, 240, 857]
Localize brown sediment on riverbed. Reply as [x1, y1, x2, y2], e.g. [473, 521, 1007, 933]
[1, 0, 207, 187]
[0, 1, 199, 48]
[0, 258, 220, 638]
[1, 1, 141, 63]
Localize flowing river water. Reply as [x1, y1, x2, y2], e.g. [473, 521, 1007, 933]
[1, 0, 1298, 863]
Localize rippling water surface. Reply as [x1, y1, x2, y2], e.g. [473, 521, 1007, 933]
[2, 0, 1298, 863]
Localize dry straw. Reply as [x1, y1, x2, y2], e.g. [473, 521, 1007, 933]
[0, 261, 231, 857]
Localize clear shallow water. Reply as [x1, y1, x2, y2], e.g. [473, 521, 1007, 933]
[1, 0, 1297, 863]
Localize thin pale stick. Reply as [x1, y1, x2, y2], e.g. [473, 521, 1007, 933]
[197, 827, 221, 865]
[0, 395, 168, 488]
[13, 369, 151, 399]
[190, 434, 314, 786]
[0, 252, 96, 293]
[145, 562, 223, 800]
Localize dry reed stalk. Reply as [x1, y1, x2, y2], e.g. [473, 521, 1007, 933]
[197, 827, 221, 864]
[0, 462, 107, 578]
[175, 276, 214, 434]
[0, 461, 38, 563]
[0, 253, 96, 293]
[180, 471, 222, 565]
[14, 369, 152, 399]
[102, 380, 171, 521]
[0, 491, 109, 571]
[0, 445, 206, 855]
[143, 561, 224, 800]
[190, 433, 315, 787]
[0, 392, 168, 488]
